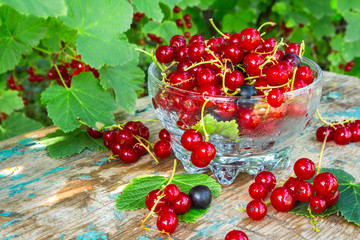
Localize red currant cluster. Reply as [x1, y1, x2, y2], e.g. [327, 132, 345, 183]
[181, 129, 216, 168]
[246, 171, 276, 220]
[154, 129, 173, 159]
[339, 60, 355, 72]
[279, 158, 339, 214]
[316, 119, 360, 145]
[46, 56, 99, 88]
[224, 230, 248, 240]
[26, 67, 44, 83]
[147, 33, 164, 45]
[87, 121, 150, 163]
[173, 6, 192, 34]
[133, 12, 145, 22]
[6, 76, 28, 107]
[144, 184, 212, 235]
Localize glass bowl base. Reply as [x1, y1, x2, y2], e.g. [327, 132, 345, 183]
[173, 142, 293, 185]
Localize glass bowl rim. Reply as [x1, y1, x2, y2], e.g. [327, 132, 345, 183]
[148, 57, 323, 100]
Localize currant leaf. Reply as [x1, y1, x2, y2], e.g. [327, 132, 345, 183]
[192, 114, 217, 136]
[99, 61, 144, 114]
[0, 0, 67, 18]
[0, 6, 47, 74]
[0, 113, 43, 141]
[177, 0, 200, 8]
[38, 129, 107, 159]
[41, 72, 117, 133]
[0, 90, 24, 115]
[143, 21, 183, 44]
[192, 114, 239, 138]
[60, 0, 133, 68]
[132, 0, 163, 22]
[311, 17, 335, 40]
[172, 174, 222, 197]
[177, 207, 208, 223]
[303, 0, 335, 19]
[222, 9, 256, 34]
[343, 12, 360, 42]
[288, 201, 338, 218]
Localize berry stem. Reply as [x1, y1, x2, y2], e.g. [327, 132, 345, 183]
[290, 67, 298, 92]
[136, 48, 164, 71]
[133, 135, 159, 163]
[184, 60, 219, 71]
[307, 207, 320, 232]
[206, 48, 224, 66]
[32, 46, 54, 55]
[162, 61, 177, 73]
[255, 81, 289, 90]
[316, 132, 328, 175]
[259, 38, 285, 70]
[165, 159, 177, 186]
[209, 18, 229, 39]
[200, 97, 210, 142]
[257, 22, 276, 32]
[54, 64, 69, 89]
[58, 33, 78, 55]
[234, 204, 246, 212]
[222, 68, 240, 96]
[299, 40, 306, 60]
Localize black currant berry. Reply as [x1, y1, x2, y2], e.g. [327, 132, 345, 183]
[189, 185, 212, 209]
[238, 84, 257, 98]
[282, 53, 301, 67]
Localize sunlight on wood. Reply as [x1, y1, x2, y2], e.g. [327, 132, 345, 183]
[41, 180, 94, 206]
[110, 183, 127, 195]
[0, 165, 24, 178]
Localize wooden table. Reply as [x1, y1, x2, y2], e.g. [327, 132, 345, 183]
[1, 71, 360, 240]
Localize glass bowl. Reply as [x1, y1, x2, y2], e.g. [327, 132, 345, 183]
[148, 57, 323, 185]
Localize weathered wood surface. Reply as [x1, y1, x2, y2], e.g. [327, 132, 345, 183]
[1, 71, 360, 240]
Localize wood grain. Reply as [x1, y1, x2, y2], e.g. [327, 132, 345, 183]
[1, 71, 360, 240]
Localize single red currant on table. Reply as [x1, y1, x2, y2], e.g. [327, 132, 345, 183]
[157, 212, 178, 234]
[270, 187, 295, 212]
[159, 129, 171, 141]
[154, 140, 172, 159]
[225, 230, 248, 240]
[248, 182, 269, 201]
[293, 158, 315, 180]
[246, 199, 267, 220]
[255, 171, 276, 191]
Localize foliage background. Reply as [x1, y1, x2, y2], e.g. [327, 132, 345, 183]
[0, 0, 359, 140]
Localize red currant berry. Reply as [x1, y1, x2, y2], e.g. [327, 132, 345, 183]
[173, 6, 181, 13]
[35, 75, 44, 82]
[313, 172, 339, 198]
[255, 171, 276, 191]
[164, 184, 181, 202]
[223, 43, 245, 64]
[145, 189, 167, 212]
[242, 53, 265, 76]
[191, 142, 216, 168]
[154, 140, 172, 159]
[316, 126, 334, 142]
[172, 192, 191, 214]
[215, 101, 237, 118]
[293, 158, 316, 180]
[237, 110, 260, 130]
[349, 122, 360, 142]
[189, 34, 204, 44]
[263, 38, 277, 52]
[248, 182, 269, 201]
[159, 129, 171, 141]
[133, 140, 148, 156]
[157, 212, 178, 234]
[174, 46, 189, 62]
[283, 177, 301, 196]
[197, 68, 216, 87]
[186, 22, 192, 29]
[158, 205, 176, 215]
[27, 67, 35, 75]
[225, 230, 248, 240]
[294, 180, 314, 202]
[325, 189, 339, 207]
[225, 71, 244, 91]
[310, 196, 327, 213]
[170, 71, 194, 90]
[175, 19, 183, 27]
[266, 64, 289, 86]
[87, 127, 103, 138]
[110, 143, 122, 156]
[267, 89, 284, 108]
[183, 13, 191, 22]
[170, 35, 186, 48]
[116, 129, 134, 146]
[124, 121, 140, 135]
[184, 32, 191, 39]
[138, 125, 150, 140]
[207, 38, 221, 52]
[156, 45, 174, 64]
[270, 187, 295, 212]
[246, 200, 267, 220]
[334, 126, 352, 145]
[103, 130, 116, 148]
[285, 43, 301, 55]
[119, 145, 138, 163]
[239, 28, 261, 52]
[28, 75, 37, 82]
[181, 129, 203, 151]
[188, 42, 206, 62]
[295, 66, 314, 85]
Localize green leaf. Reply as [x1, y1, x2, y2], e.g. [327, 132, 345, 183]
[143, 21, 183, 44]
[338, 182, 360, 226]
[311, 17, 335, 40]
[116, 175, 168, 210]
[344, 11, 360, 42]
[177, 207, 208, 223]
[192, 114, 239, 138]
[222, 9, 256, 33]
[132, 0, 163, 22]
[41, 18, 77, 52]
[329, 34, 344, 52]
[341, 41, 360, 62]
[38, 128, 107, 158]
[272, 2, 289, 15]
[41, 72, 117, 132]
[60, 0, 133, 68]
[303, 0, 335, 19]
[99, 61, 144, 114]
[197, 0, 216, 10]
[337, 0, 360, 13]
[0, 6, 47, 74]
[115, 173, 221, 223]
[0, 90, 24, 114]
[215, 120, 239, 139]
[192, 114, 217, 136]
[0, 0, 67, 18]
[0, 113, 42, 140]
[160, 0, 182, 8]
[289, 201, 338, 218]
[177, 0, 200, 8]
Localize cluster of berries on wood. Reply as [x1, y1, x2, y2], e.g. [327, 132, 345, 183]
[316, 119, 360, 145]
[243, 158, 338, 221]
[145, 184, 212, 235]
